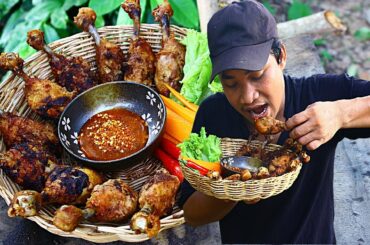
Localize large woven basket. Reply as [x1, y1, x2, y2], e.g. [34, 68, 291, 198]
[0, 24, 187, 243]
[180, 138, 302, 202]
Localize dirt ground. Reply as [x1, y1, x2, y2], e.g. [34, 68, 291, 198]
[272, 0, 370, 80]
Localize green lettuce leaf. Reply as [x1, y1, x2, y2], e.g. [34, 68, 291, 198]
[177, 127, 221, 162]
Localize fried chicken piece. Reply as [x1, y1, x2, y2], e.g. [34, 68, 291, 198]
[74, 8, 125, 83]
[85, 179, 138, 222]
[130, 169, 180, 237]
[27, 29, 96, 94]
[8, 190, 42, 217]
[52, 179, 138, 231]
[0, 53, 75, 119]
[122, 0, 156, 86]
[254, 116, 286, 135]
[0, 143, 59, 192]
[53, 205, 86, 232]
[41, 166, 105, 205]
[0, 111, 58, 149]
[152, 0, 185, 96]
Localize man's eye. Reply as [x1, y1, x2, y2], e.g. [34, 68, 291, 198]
[251, 72, 264, 81]
[224, 83, 237, 89]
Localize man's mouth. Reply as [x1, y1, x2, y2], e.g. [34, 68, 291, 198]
[247, 104, 268, 119]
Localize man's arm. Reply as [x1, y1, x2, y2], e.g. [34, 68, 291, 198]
[286, 95, 370, 150]
[183, 191, 237, 226]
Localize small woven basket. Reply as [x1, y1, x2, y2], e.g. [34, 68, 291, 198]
[0, 24, 187, 243]
[180, 138, 302, 202]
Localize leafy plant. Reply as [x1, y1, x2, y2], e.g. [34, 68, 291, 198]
[262, 1, 276, 16]
[353, 27, 370, 41]
[287, 0, 312, 20]
[313, 38, 327, 47]
[319, 50, 333, 66]
[0, 0, 199, 59]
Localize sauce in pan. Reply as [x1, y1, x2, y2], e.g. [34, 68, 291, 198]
[79, 108, 148, 161]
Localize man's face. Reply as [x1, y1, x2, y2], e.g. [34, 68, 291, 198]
[220, 54, 286, 123]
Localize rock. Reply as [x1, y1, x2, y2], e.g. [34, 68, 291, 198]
[364, 9, 370, 25]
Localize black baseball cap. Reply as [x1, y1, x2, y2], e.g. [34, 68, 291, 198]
[208, 0, 278, 81]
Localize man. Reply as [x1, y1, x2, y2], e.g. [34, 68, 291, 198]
[179, 0, 370, 243]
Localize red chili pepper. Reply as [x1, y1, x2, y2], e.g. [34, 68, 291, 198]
[186, 160, 209, 176]
[160, 138, 181, 159]
[154, 148, 184, 182]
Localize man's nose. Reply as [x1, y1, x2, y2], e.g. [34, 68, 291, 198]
[240, 83, 259, 104]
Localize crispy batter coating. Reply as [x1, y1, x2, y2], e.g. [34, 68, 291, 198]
[152, 0, 185, 96]
[122, 0, 156, 86]
[74, 7, 96, 32]
[254, 116, 287, 135]
[53, 205, 84, 232]
[0, 52, 75, 119]
[74, 8, 125, 83]
[86, 179, 138, 222]
[41, 166, 104, 205]
[0, 112, 58, 149]
[27, 29, 96, 94]
[131, 169, 180, 237]
[0, 143, 59, 192]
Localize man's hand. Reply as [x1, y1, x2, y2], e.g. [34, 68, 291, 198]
[285, 101, 343, 150]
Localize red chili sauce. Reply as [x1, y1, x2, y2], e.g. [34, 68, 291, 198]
[79, 108, 148, 161]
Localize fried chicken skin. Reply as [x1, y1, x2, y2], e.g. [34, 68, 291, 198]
[254, 116, 287, 135]
[0, 143, 59, 192]
[52, 179, 138, 232]
[130, 169, 180, 237]
[0, 53, 75, 119]
[41, 166, 105, 205]
[152, 0, 185, 96]
[27, 29, 96, 94]
[74, 8, 125, 83]
[0, 111, 58, 149]
[122, 0, 156, 86]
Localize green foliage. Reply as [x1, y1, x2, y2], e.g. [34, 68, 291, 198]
[354, 27, 370, 41]
[0, 0, 199, 60]
[262, 1, 276, 16]
[287, 0, 312, 20]
[0, 0, 19, 19]
[319, 50, 333, 66]
[313, 38, 327, 47]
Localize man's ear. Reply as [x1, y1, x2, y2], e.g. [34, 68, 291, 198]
[279, 43, 287, 69]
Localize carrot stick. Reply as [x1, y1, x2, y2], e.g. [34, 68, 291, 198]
[160, 95, 195, 123]
[163, 83, 199, 112]
[165, 108, 192, 143]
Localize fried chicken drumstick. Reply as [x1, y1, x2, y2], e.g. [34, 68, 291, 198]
[0, 53, 75, 119]
[122, 0, 155, 86]
[74, 8, 125, 83]
[0, 142, 59, 192]
[0, 111, 58, 149]
[152, 0, 185, 96]
[27, 29, 95, 94]
[8, 166, 104, 218]
[130, 169, 180, 237]
[52, 179, 138, 232]
[254, 116, 287, 135]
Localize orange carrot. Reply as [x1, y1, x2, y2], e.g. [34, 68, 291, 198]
[165, 108, 192, 143]
[163, 133, 180, 145]
[163, 83, 199, 112]
[160, 95, 195, 123]
[181, 156, 221, 172]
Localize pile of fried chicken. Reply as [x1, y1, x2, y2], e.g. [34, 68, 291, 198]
[0, 111, 180, 237]
[206, 116, 311, 181]
[0, 0, 185, 121]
